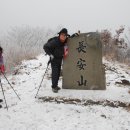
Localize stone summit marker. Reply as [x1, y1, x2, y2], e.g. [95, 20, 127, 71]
[63, 32, 106, 90]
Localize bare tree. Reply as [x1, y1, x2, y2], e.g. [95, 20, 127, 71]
[0, 26, 55, 73]
[100, 26, 129, 64]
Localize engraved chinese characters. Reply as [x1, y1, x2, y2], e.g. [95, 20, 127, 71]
[63, 32, 106, 90]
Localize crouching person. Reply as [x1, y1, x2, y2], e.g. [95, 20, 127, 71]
[43, 28, 69, 93]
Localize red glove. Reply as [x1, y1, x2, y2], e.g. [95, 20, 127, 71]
[0, 65, 5, 73]
[64, 45, 69, 58]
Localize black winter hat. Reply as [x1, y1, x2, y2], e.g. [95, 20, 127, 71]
[58, 28, 69, 36]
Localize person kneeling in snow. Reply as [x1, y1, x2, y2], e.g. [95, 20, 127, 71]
[43, 28, 69, 93]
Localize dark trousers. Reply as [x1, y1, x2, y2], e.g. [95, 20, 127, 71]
[51, 58, 62, 88]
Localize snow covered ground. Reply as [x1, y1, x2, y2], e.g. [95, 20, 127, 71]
[0, 54, 130, 130]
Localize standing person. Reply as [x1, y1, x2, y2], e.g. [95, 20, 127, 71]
[0, 46, 5, 73]
[0, 46, 5, 108]
[0, 98, 3, 108]
[44, 28, 69, 93]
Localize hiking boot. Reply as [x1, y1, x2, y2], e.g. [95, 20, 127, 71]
[56, 86, 61, 90]
[0, 104, 2, 109]
[0, 99, 3, 103]
[52, 88, 58, 93]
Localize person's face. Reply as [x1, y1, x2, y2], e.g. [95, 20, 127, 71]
[59, 33, 67, 43]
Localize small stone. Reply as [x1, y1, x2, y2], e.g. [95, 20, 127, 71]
[12, 82, 15, 85]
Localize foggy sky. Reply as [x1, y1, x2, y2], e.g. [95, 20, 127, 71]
[0, 0, 130, 33]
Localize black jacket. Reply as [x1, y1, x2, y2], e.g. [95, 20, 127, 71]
[43, 37, 65, 59]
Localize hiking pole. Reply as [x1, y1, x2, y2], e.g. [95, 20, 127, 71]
[0, 78, 8, 110]
[35, 59, 50, 98]
[1, 72, 21, 100]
